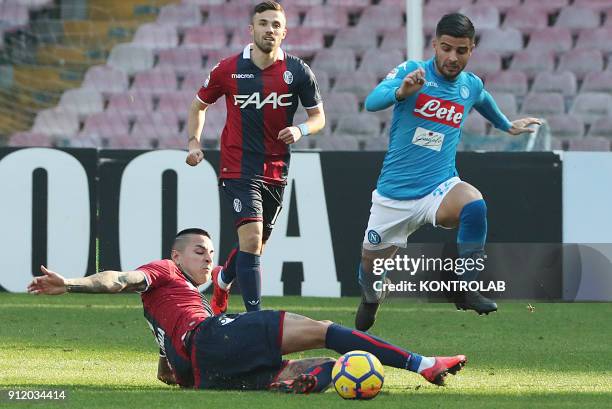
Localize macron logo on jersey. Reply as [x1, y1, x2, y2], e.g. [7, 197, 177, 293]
[413, 94, 464, 128]
[233, 92, 293, 109]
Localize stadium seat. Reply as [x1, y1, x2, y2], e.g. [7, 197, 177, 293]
[158, 91, 196, 119]
[311, 49, 356, 77]
[474, 0, 521, 13]
[205, 4, 251, 30]
[489, 92, 518, 117]
[379, 0, 406, 8]
[466, 51, 502, 79]
[555, 6, 601, 32]
[569, 92, 612, 125]
[423, 6, 448, 36]
[581, 71, 612, 93]
[276, 0, 325, 12]
[510, 50, 555, 79]
[132, 112, 180, 141]
[357, 5, 404, 32]
[228, 28, 252, 51]
[458, 5, 500, 30]
[302, 6, 348, 33]
[184, 26, 228, 50]
[520, 92, 564, 117]
[157, 46, 204, 74]
[546, 114, 585, 139]
[82, 65, 129, 95]
[80, 112, 129, 140]
[132, 23, 179, 50]
[477, 28, 523, 56]
[501, 5, 548, 34]
[283, 27, 324, 57]
[58, 88, 104, 117]
[526, 28, 573, 54]
[32, 108, 79, 137]
[558, 49, 604, 80]
[358, 49, 404, 78]
[567, 137, 610, 151]
[426, 0, 473, 16]
[485, 70, 528, 96]
[574, 0, 612, 11]
[575, 28, 612, 54]
[8, 131, 53, 147]
[532, 71, 578, 96]
[0, 2, 29, 31]
[334, 113, 381, 140]
[103, 134, 154, 150]
[522, 0, 569, 14]
[181, 70, 206, 92]
[587, 116, 612, 138]
[326, 0, 370, 12]
[316, 134, 360, 151]
[462, 112, 488, 135]
[107, 92, 154, 119]
[157, 134, 188, 149]
[332, 27, 378, 55]
[321, 92, 359, 120]
[333, 72, 378, 100]
[314, 70, 330, 94]
[364, 136, 389, 151]
[107, 44, 154, 75]
[380, 28, 409, 52]
[131, 69, 178, 95]
[157, 3, 203, 28]
[181, 0, 226, 9]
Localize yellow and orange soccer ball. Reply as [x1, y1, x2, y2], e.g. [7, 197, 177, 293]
[331, 350, 385, 400]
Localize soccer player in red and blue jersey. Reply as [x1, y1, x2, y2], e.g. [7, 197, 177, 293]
[185, 1, 325, 312]
[29, 228, 468, 391]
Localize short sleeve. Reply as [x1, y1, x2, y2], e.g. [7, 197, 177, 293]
[197, 61, 225, 105]
[298, 63, 322, 109]
[138, 260, 172, 292]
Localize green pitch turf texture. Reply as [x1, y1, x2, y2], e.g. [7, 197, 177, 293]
[1, 294, 610, 408]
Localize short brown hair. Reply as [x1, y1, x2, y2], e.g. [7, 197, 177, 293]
[253, 1, 284, 16]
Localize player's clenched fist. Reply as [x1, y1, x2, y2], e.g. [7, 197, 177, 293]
[396, 67, 426, 100]
[278, 126, 302, 144]
[186, 149, 204, 166]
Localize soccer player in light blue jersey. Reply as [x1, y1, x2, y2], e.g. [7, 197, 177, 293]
[355, 13, 542, 331]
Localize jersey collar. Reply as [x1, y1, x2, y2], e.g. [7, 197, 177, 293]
[243, 43, 285, 61]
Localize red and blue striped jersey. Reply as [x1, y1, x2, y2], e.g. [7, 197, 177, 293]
[197, 45, 322, 185]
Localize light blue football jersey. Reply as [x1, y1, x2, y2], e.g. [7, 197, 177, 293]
[365, 58, 512, 200]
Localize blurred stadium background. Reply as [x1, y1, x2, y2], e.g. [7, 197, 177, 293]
[1, 0, 611, 151]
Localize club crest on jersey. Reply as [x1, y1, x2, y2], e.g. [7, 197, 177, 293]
[233, 92, 293, 109]
[233, 198, 242, 213]
[460, 85, 470, 99]
[283, 71, 293, 84]
[413, 94, 464, 128]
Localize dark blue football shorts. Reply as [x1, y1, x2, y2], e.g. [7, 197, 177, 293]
[190, 310, 286, 390]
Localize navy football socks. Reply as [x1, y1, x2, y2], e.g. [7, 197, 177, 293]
[325, 324, 423, 373]
[306, 361, 335, 392]
[236, 250, 262, 311]
[219, 244, 238, 290]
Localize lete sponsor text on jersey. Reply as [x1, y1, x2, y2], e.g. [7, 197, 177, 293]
[413, 94, 464, 128]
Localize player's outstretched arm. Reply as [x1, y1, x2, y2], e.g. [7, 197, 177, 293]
[27, 265, 147, 295]
[507, 117, 543, 135]
[365, 67, 425, 111]
[185, 98, 208, 166]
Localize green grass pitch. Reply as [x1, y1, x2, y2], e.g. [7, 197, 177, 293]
[1, 293, 611, 408]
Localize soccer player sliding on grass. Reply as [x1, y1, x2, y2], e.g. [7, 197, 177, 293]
[28, 228, 466, 393]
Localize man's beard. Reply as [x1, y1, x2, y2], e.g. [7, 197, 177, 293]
[254, 37, 274, 53]
[435, 56, 463, 80]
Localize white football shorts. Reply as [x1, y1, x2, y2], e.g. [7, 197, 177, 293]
[362, 177, 461, 250]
